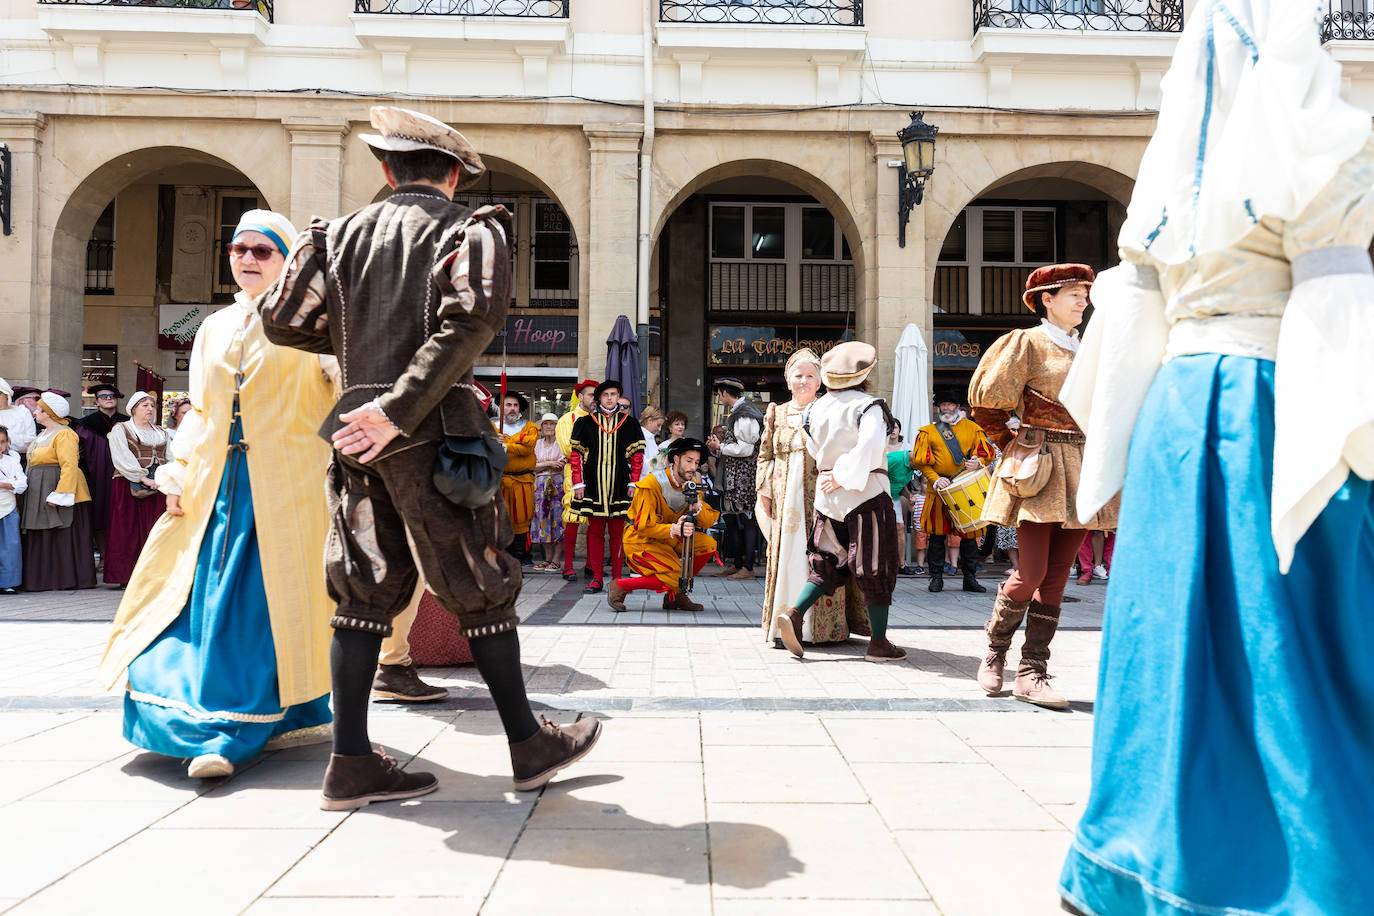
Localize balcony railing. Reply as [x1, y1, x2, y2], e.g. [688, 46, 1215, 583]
[37, 0, 273, 22]
[800, 263, 854, 313]
[1323, 2, 1374, 40]
[974, 0, 1182, 33]
[354, 0, 566, 15]
[660, 0, 862, 27]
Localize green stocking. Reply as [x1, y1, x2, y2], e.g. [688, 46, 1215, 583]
[791, 582, 826, 615]
[867, 605, 890, 641]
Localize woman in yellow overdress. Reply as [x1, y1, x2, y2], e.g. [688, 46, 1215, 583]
[99, 210, 336, 780]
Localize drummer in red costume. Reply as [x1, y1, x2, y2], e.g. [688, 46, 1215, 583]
[910, 389, 995, 594]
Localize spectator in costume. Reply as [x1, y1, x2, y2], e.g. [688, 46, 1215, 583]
[72, 382, 128, 563]
[495, 391, 538, 564]
[713, 378, 764, 580]
[569, 379, 645, 594]
[0, 426, 27, 594]
[103, 391, 170, 587]
[11, 386, 44, 423]
[556, 379, 598, 581]
[638, 405, 665, 473]
[529, 413, 565, 570]
[910, 390, 995, 593]
[21, 392, 96, 591]
[608, 437, 719, 613]
[0, 379, 37, 457]
[99, 208, 336, 780]
[775, 342, 906, 663]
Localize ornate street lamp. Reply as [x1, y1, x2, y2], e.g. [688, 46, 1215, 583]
[897, 111, 938, 248]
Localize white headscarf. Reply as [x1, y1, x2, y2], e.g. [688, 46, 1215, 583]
[1120, 0, 1370, 264]
[125, 391, 154, 415]
[38, 391, 70, 420]
[0, 378, 12, 400]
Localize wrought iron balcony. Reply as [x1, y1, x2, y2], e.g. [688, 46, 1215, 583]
[354, 0, 566, 15]
[974, 0, 1182, 33]
[659, 0, 862, 27]
[36, 0, 273, 22]
[1322, 2, 1374, 40]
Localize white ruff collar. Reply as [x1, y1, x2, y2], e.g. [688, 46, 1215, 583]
[1040, 319, 1080, 354]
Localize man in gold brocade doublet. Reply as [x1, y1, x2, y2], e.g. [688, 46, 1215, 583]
[911, 390, 995, 594]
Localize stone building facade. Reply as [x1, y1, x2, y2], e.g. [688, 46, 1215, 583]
[2, 0, 1371, 425]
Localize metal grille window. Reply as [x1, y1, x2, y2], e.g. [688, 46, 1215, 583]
[85, 201, 115, 295]
[936, 206, 1056, 316]
[530, 198, 578, 309]
[215, 193, 260, 299]
[709, 201, 854, 314]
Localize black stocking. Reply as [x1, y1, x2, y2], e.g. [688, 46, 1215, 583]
[468, 629, 540, 744]
[740, 516, 759, 571]
[330, 629, 383, 756]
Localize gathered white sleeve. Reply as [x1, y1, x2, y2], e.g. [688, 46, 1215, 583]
[107, 424, 148, 482]
[2, 454, 28, 495]
[1, 408, 36, 456]
[830, 408, 887, 492]
[719, 417, 761, 457]
[1062, 258, 1170, 525]
[1270, 138, 1374, 573]
[155, 321, 211, 498]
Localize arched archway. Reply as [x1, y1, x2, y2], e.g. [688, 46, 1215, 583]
[650, 157, 868, 431]
[924, 153, 1139, 391]
[48, 146, 275, 405]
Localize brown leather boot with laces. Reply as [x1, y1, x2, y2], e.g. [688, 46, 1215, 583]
[1014, 660, 1069, 710]
[320, 748, 438, 810]
[509, 715, 603, 791]
[776, 606, 805, 658]
[977, 649, 1008, 695]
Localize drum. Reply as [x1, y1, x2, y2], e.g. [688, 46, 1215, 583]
[938, 465, 992, 535]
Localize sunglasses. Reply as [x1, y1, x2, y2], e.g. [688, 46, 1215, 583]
[96, 393, 117, 400]
[226, 242, 280, 261]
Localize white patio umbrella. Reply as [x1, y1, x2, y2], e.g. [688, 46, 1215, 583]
[890, 323, 930, 447]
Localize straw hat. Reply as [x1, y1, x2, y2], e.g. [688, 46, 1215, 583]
[360, 106, 485, 191]
[819, 341, 876, 391]
[1022, 263, 1095, 311]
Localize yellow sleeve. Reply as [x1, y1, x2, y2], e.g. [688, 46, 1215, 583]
[694, 496, 720, 531]
[910, 428, 944, 483]
[630, 476, 675, 542]
[507, 423, 538, 460]
[556, 411, 576, 457]
[54, 428, 85, 496]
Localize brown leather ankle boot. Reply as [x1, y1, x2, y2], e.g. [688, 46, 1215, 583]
[776, 606, 805, 658]
[320, 749, 438, 810]
[509, 715, 603, 791]
[979, 587, 1031, 693]
[1015, 600, 1067, 708]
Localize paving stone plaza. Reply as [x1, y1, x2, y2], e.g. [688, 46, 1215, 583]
[0, 570, 1106, 914]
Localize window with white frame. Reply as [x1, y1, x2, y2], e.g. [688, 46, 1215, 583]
[936, 206, 1056, 316]
[708, 201, 853, 313]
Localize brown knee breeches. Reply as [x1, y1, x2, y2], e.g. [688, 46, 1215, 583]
[325, 443, 521, 639]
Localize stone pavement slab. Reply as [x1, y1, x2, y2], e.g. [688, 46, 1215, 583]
[0, 573, 1105, 915]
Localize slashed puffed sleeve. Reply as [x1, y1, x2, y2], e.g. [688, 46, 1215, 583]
[969, 330, 1035, 451]
[259, 225, 333, 355]
[1271, 136, 1374, 573]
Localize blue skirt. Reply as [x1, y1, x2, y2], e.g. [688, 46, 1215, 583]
[1060, 355, 1374, 916]
[123, 422, 331, 763]
[0, 511, 19, 588]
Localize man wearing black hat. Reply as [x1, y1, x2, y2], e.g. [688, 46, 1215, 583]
[495, 391, 539, 565]
[910, 390, 995, 593]
[72, 382, 130, 560]
[261, 105, 601, 810]
[711, 377, 765, 580]
[609, 437, 719, 613]
[569, 379, 645, 594]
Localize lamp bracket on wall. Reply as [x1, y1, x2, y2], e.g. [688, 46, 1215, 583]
[0, 144, 12, 236]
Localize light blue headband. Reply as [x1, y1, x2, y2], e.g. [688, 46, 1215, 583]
[232, 209, 297, 258]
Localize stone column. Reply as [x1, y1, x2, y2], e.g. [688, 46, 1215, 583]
[867, 132, 931, 401]
[284, 117, 349, 229]
[0, 112, 48, 387]
[582, 124, 643, 379]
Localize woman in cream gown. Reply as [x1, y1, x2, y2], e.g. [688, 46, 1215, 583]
[756, 349, 867, 647]
[100, 210, 337, 779]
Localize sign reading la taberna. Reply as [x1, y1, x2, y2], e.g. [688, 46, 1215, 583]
[158, 304, 213, 350]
